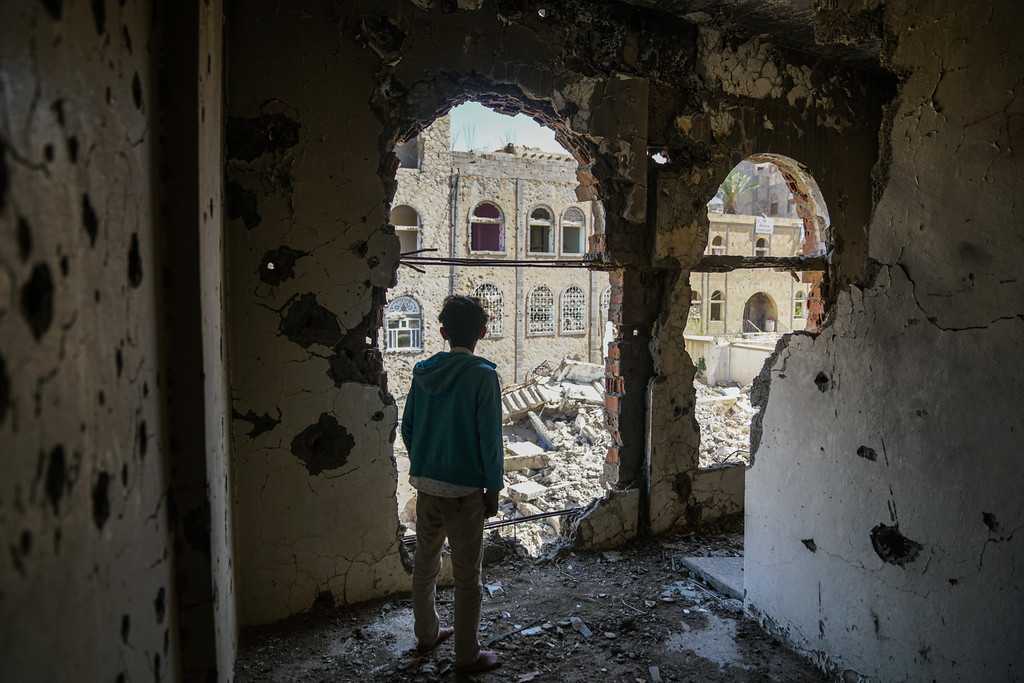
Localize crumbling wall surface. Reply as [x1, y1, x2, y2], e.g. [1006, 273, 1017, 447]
[0, 2, 182, 680]
[225, 1, 407, 626]
[745, 1, 1024, 678]
[644, 25, 884, 534]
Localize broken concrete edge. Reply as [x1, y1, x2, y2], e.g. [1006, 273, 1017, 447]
[748, 330, 818, 467]
[744, 601, 851, 680]
[569, 487, 640, 551]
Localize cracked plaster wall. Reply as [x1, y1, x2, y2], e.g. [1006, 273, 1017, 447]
[224, 0, 654, 625]
[0, 2, 207, 680]
[744, 1, 1024, 678]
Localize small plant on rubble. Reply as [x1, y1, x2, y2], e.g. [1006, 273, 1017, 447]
[719, 169, 759, 214]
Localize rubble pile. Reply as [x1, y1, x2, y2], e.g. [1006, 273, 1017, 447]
[495, 360, 612, 555]
[694, 380, 756, 468]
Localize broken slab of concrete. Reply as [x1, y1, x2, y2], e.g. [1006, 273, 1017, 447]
[679, 556, 744, 600]
[507, 481, 547, 502]
[504, 442, 550, 471]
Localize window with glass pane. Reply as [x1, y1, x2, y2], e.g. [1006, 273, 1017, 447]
[384, 296, 422, 351]
[793, 290, 806, 318]
[711, 235, 725, 255]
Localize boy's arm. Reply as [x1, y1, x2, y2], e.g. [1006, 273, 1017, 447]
[400, 382, 416, 453]
[477, 370, 504, 494]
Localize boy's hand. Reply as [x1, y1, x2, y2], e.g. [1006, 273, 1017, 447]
[483, 489, 499, 518]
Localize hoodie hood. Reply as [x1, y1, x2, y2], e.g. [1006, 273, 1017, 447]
[413, 352, 496, 395]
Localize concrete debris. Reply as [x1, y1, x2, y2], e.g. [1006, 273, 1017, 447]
[694, 379, 756, 468]
[508, 481, 548, 502]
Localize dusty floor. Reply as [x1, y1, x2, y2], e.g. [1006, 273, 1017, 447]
[235, 529, 824, 682]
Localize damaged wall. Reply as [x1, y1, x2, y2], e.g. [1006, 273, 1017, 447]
[0, 1, 218, 679]
[744, 1, 1024, 678]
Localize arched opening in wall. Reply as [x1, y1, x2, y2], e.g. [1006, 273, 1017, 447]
[689, 155, 830, 471]
[383, 99, 615, 558]
[390, 204, 421, 256]
[742, 292, 778, 333]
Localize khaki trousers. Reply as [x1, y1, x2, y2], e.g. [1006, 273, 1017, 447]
[412, 491, 485, 667]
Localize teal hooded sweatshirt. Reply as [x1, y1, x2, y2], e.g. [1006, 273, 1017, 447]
[400, 351, 504, 492]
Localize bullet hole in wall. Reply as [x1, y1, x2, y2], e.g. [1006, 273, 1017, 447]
[801, 538, 817, 552]
[128, 233, 143, 288]
[67, 136, 79, 164]
[279, 293, 343, 349]
[814, 371, 830, 392]
[17, 217, 32, 262]
[121, 25, 132, 53]
[290, 413, 355, 475]
[226, 113, 301, 162]
[92, 471, 111, 530]
[982, 512, 1000, 534]
[44, 144, 55, 163]
[870, 523, 923, 567]
[51, 99, 66, 127]
[82, 193, 99, 246]
[137, 420, 148, 459]
[90, 0, 105, 34]
[121, 462, 128, 487]
[115, 347, 124, 377]
[121, 614, 130, 644]
[45, 445, 67, 514]
[231, 408, 281, 439]
[259, 246, 307, 286]
[40, 0, 63, 20]
[131, 72, 143, 111]
[856, 445, 877, 461]
[154, 586, 166, 623]
[21, 263, 55, 341]
[60, 255, 69, 277]
[225, 179, 261, 229]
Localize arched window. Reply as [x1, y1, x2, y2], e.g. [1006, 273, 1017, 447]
[527, 286, 555, 335]
[390, 204, 420, 254]
[560, 286, 586, 334]
[474, 283, 503, 337]
[528, 207, 554, 254]
[384, 296, 422, 351]
[711, 235, 725, 256]
[754, 237, 768, 257]
[561, 207, 586, 255]
[470, 202, 504, 252]
[709, 290, 724, 322]
[689, 290, 702, 319]
[793, 290, 806, 319]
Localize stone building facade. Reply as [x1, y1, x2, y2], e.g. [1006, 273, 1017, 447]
[688, 215, 812, 335]
[385, 115, 609, 395]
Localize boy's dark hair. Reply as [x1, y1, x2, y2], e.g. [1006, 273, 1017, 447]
[438, 295, 489, 348]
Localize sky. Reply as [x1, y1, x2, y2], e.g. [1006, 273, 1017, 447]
[449, 101, 565, 154]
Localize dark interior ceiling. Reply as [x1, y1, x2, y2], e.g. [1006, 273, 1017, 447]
[613, 0, 883, 66]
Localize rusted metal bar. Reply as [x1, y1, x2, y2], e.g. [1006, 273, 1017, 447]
[690, 255, 827, 272]
[400, 505, 585, 545]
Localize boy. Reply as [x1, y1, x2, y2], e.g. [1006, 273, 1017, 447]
[400, 295, 503, 674]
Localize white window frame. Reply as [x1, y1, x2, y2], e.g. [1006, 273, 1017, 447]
[469, 201, 506, 255]
[527, 207, 555, 255]
[754, 237, 768, 257]
[793, 290, 807, 319]
[709, 290, 724, 322]
[527, 286, 555, 336]
[689, 291, 702, 319]
[474, 283, 504, 337]
[560, 286, 586, 335]
[710, 235, 726, 256]
[384, 296, 423, 352]
[560, 207, 587, 256]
